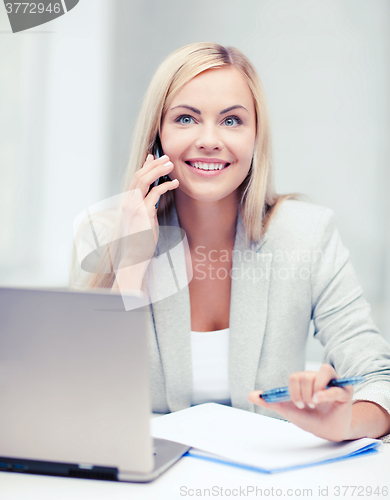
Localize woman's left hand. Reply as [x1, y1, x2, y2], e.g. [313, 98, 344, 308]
[248, 364, 355, 442]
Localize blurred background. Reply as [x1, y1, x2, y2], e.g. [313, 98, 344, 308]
[0, 0, 389, 362]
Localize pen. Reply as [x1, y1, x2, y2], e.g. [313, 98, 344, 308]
[259, 376, 365, 403]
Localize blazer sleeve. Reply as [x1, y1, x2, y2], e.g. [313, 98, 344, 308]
[310, 208, 390, 418]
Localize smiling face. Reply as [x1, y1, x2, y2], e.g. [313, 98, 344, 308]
[160, 67, 257, 205]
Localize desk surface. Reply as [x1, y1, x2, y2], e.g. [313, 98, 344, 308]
[1, 444, 389, 500]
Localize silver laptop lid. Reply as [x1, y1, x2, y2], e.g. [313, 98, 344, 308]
[0, 287, 153, 474]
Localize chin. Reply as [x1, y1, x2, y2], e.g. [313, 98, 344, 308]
[182, 188, 234, 204]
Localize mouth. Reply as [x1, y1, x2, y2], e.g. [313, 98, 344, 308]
[185, 161, 230, 171]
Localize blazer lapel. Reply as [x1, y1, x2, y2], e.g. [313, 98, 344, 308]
[229, 213, 272, 411]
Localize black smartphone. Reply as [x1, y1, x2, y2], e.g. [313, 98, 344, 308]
[152, 136, 170, 209]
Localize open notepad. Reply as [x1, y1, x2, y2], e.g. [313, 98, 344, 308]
[151, 403, 382, 474]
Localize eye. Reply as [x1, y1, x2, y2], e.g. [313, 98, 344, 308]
[175, 114, 195, 125]
[223, 116, 242, 127]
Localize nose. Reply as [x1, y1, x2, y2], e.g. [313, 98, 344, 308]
[194, 123, 223, 151]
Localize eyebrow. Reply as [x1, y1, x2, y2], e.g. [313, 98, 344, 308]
[170, 104, 248, 115]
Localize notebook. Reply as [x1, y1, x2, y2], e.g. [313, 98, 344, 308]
[0, 286, 189, 482]
[151, 403, 382, 473]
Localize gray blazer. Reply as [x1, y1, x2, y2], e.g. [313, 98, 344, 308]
[71, 200, 390, 418]
[144, 200, 390, 417]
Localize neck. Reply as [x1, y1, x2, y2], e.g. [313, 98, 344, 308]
[174, 190, 239, 249]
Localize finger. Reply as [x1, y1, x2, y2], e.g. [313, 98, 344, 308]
[313, 363, 338, 394]
[299, 372, 317, 408]
[129, 155, 170, 190]
[144, 179, 179, 211]
[248, 391, 301, 421]
[248, 391, 286, 412]
[130, 156, 169, 191]
[135, 161, 175, 198]
[143, 154, 169, 172]
[314, 386, 353, 405]
[289, 372, 305, 409]
[143, 154, 154, 172]
[143, 153, 168, 170]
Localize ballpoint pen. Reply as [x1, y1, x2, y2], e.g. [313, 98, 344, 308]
[259, 376, 365, 403]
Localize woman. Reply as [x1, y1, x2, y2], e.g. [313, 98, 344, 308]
[70, 42, 390, 442]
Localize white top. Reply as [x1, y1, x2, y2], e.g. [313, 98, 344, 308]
[191, 328, 231, 406]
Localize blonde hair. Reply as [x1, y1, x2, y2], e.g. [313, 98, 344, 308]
[70, 42, 297, 289]
[123, 41, 295, 243]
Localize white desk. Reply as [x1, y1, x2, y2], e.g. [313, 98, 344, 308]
[1, 444, 389, 500]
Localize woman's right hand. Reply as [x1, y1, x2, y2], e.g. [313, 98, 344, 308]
[112, 153, 179, 290]
[127, 153, 178, 241]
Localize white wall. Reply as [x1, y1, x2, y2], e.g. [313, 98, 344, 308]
[0, 0, 113, 286]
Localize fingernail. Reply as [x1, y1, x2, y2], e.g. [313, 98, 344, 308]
[295, 401, 304, 409]
[160, 154, 168, 160]
[312, 393, 318, 403]
[164, 161, 173, 167]
[308, 402, 315, 409]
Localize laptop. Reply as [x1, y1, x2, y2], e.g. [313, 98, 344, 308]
[0, 286, 189, 482]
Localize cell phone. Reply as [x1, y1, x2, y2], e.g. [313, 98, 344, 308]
[152, 136, 170, 209]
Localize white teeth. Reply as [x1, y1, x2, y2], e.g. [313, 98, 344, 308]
[192, 162, 226, 171]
